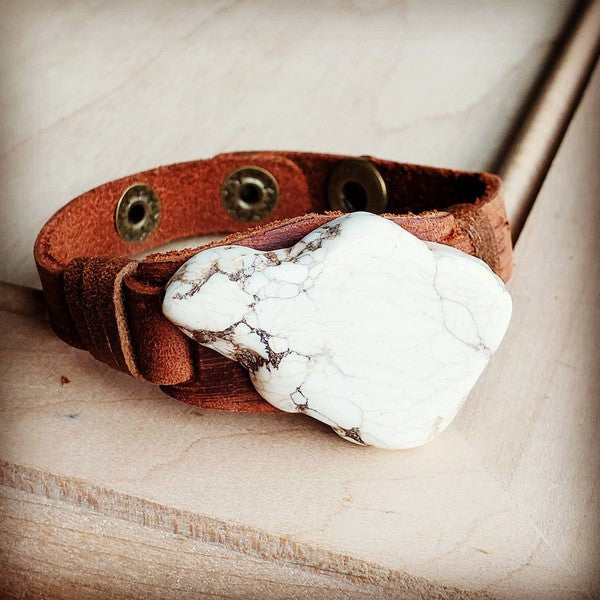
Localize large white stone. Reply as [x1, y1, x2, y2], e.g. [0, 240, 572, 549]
[162, 212, 512, 449]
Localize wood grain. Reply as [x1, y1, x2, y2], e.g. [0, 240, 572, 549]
[1, 2, 598, 599]
[0, 318, 577, 598]
[498, 0, 600, 238]
[455, 59, 600, 598]
[0, 485, 406, 600]
[0, 0, 574, 288]
[2, 57, 600, 595]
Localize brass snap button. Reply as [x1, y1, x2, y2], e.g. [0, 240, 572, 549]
[327, 158, 387, 213]
[114, 183, 160, 243]
[221, 166, 279, 222]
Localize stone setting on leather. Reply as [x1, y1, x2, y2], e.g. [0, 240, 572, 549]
[162, 212, 512, 450]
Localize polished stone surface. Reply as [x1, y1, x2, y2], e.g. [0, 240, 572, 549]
[163, 212, 512, 449]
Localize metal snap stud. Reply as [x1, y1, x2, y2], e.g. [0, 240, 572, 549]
[114, 184, 160, 243]
[221, 166, 279, 222]
[328, 158, 387, 214]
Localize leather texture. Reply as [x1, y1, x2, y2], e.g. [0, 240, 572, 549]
[34, 151, 513, 412]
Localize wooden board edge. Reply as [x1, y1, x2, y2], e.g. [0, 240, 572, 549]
[0, 459, 494, 600]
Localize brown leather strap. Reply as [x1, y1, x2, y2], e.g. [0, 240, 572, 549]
[34, 151, 512, 412]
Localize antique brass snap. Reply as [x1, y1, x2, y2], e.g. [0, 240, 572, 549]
[221, 166, 279, 222]
[114, 184, 160, 243]
[328, 158, 387, 213]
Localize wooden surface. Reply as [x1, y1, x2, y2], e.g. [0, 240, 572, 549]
[1, 64, 599, 597]
[0, 0, 574, 288]
[1, 2, 599, 599]
[0, 485, 407, 600]
[455, 61, 600, 596]
[498, 0, 600, 236]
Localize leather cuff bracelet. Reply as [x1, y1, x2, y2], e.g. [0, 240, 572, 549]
[35, 151, 513, 449]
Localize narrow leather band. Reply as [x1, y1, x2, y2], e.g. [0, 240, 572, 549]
[34, 151, 512, 412]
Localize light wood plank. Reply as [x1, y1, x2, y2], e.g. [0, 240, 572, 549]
[456, 61, 600, 597]
[0, 314, 579, 598]
[1, 3, 598, 598]
[498, 0, 600, 237]
[0, 485, 400, 600]
[0, 0, 574, 288]
[3, 150, 598, 600]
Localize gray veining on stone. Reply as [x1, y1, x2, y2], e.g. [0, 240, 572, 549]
[163, 212, 512, 449]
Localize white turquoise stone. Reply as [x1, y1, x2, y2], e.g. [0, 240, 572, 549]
[162, 212, 512, 449]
